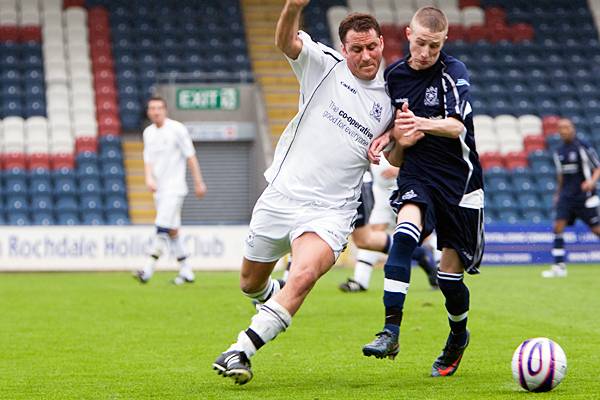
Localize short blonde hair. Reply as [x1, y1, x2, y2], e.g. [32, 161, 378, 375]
[411, 6, 448, 33]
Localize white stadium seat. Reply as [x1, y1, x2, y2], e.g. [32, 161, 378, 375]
[473, 115, 494, 132]
[396, 8, 415, 25]
[494, 114, 518, 130]
[19, 9, 40, 25]
[437, 0, 458, 10]
[0, 8, 18, 25]
[461, 6, 484, 27]
[414, 0, 437, 9]
[374, 8, 397, 24]
[499, 139, 524, 155]
[444, 7, 461, 25]
[518, 115, 542, 137]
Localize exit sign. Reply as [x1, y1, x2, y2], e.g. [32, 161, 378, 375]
[176, 88, 239, 110]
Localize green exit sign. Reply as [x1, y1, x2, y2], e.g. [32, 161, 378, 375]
[176, 88, 239, 110]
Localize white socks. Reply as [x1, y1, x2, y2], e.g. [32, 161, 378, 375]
[243, 278, 283, 303]
[228, 299, 292, 358]
[353, 249, 380, 289]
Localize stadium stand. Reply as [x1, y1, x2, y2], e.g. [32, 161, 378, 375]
[320, 0, 600, 224]
[0, 0, 128, 225]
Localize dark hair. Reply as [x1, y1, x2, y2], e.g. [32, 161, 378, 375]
[338, 13, 381, 43]
[147, 96, 167, 108]
[411, 6, 448, 33]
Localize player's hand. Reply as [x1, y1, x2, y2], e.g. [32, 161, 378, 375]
[368, 132, 390, 164]
[146, 178, 157, 193]
[195, 181, 207, 198]
[581, 179, 596, 192]
[287, 0, 310, 9]
[395, 103, 418, 135]
[381, 166, 399, 179]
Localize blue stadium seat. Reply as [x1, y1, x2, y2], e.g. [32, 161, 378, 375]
[54, 177, 78, 196]
[5, 176, 28, 195]
[517, 193, 541, 210]
[530, 159, 555, 175]
[491, 193, 516, 209]
[55, 195, 78, 212]
[498, 209, 520, 224]
[31, 211, 55, 225]
[522, 209, 549, 224]
[30, 194, 53, 211]
[512, 176, 536, 191]
[81, 211, 105, 225]
[103, 178, 126, 195]
[537, 176, 558, 192]
[106, 211, 130, 225]
[56, 211, 80, 225]
[104, 194, 128, 212]
[79, 177, 103, 195]
[486, 176, 511, 192]
[77, 162, 101, 178]
[5, 195, 28, 212]
[7, 211, 30, 225]
[99, 148, 123, 163]
[80, 194, 104, 211]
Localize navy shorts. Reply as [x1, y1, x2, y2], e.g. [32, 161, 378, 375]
[355, 181, 374, 228]
[390, 178, 485, 274]
[555, 196, 600, 227]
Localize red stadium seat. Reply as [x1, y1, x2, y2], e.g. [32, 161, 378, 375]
[524, 135, 546, 153]
[18, 26, 42, 42]
[479, 152, 504, 170]
[28, 153, 50, 170]
[459, 0, 480, 8]
[63, 0, 85, 8]
[542, 116, 560, 136]
[96, 98, 118, 113]
[487, 24, 511, 43]
[504, 151, 528, 170]
[485, 7, 506, 26]
[75, 136, 98, 154]
[0, 26, 19, 42]
[465, 25, 487, 42]
[447, 25, 465, 42]
[511, 23, 535, 42]
[52, 153, 75, 170]
[88, 6, 109, 19]
[381, 24, 403, 40]
[98, 114, 122, 136]
[4, 153, 26, 170]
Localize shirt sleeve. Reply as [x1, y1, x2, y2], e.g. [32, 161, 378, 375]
[142, 128, 151, 163]
[553, 151, 562, 175]
[286, 30, 341, 105]
[176, 123, 196, 158]
[585, 144, 600, 169]
[442, 61, 471, 122]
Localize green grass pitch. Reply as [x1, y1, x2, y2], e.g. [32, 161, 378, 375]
[1, 265, 599, 399]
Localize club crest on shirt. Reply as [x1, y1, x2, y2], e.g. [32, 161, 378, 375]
[369, 102, 382, 123]
[424, 86, 439, 106]
[401, 190, 418, 200]
[246, 230, 255, 247]
[568, 151, 577, 162]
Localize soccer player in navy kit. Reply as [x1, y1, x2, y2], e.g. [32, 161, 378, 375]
[543, 117, 600, 278]
[362, 7, 484, 377]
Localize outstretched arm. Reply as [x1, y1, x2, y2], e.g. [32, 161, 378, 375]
[275, 0, 310, 60]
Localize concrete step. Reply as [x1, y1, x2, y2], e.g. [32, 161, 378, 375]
[267, 107, 297, 121]
[128, 191, 153, 202]
[130, 209, 156, 221]
[258, 75, 298, 86]
[124, 159, 144, 169]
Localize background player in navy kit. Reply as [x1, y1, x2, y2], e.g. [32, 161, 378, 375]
[362, 7, 484, 378]
[543, 117, 600, 278]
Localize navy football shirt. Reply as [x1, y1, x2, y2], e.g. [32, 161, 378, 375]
[385, 51, 483, 207]
[553, 138, 600, 200]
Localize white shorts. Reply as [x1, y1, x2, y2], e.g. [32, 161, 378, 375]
[154, 194, 184, 229]
[369, 183, 397, 226]
[245, 186, 357, 263]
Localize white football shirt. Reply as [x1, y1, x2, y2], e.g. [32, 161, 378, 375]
[143, 118, 196, 196]
[264, 31, 393, 209]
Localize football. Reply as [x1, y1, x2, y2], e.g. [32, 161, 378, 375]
[511, 337, 567, 392]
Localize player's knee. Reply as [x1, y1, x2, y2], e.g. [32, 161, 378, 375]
[240, 278, 265, 295]
[288, 266, 319, 293]
[353, 235, 369, 249]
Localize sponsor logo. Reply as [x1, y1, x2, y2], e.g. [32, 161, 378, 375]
[568, 151, 577, 162]
[340, 81, 357, 94]
[456, 78, 470, 87]
[401, 190, 418, 200]
[369, 102, 382, 123]
[394, 97, 409, 104]
[246, 230, 255, 247]
[461, 250, 474, 261]
[424, 86, 439, 106]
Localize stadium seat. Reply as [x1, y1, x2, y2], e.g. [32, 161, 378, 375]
[81, 211, 105, 225]
[105, 211, 129, 225]
[7, 211, 30, 226]
[31, 211, 55, 226]
[56, 211, 80, 225]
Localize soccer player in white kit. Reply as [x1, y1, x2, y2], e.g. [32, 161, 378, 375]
[212, 0, 393, 384]
[135, 96, 207, 284]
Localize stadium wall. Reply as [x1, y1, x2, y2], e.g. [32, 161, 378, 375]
[0, 226, 247, 271]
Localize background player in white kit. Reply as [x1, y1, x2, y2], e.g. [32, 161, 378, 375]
[212, 0, 393, 385]
[135, 96, 207, 284]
